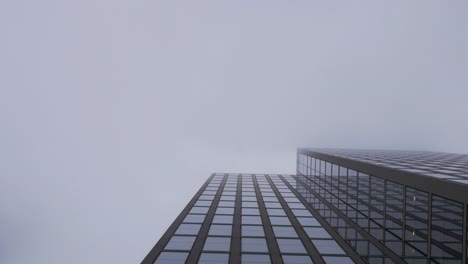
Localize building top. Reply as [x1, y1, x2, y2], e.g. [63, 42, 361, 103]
[298, 148, 468, 203]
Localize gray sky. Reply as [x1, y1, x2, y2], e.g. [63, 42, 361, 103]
[1, 1, 468, 263]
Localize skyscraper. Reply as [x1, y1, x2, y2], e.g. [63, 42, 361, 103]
[143, 149, 468, 264]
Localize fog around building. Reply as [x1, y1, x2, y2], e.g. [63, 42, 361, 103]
[1, 1, 468, 263]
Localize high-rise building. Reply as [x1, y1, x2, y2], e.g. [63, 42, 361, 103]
[142, 149, 468, 264]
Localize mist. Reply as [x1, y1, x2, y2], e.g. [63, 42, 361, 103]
[1, 1, 468, 263]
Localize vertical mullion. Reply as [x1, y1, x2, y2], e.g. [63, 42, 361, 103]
[229, 175, 242, 263]
[266, 175, 325, 264]
[427, 193, 432, 264]
[279, 175, 366, 264]
[252, 175, 282, 264]
[141, 174, 215, 264]
[186, 174, 228, 263]
[290, 174, 405, 264]
[463, 204, 467, 264]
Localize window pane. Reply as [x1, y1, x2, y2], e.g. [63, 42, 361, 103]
[242, 208, 260, 215]
[242, 238, 268, 253]
[282, 255, 313, 264]
[312, 239, 345, 254]
[183, 214, 206, 223]
[277, 238, 307, 253]
[165, 236, 196, 250]
[297, 217, 320, 226]
[242, 225, 265, 237]
[199, 253, 229, 264]
[303, 227, 331, 239]
[154, 252, 189, 264]
[190, 207, 209, 214]
[269, 217, 291, 226]
[242, 216, 262, 225]
[272, 226, 298, 238]
[267, 209, 286, 216]
[203, 237, 231, 252]
[213, 215, 234, 224]
[322, 256, 354, 264]
[208, 225, 232, 236]
[216, 207, 234, 215]
[175, 224, 201, 235]
[241, 254, 271, 264]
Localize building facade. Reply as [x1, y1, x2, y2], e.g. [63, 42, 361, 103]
[143, 149, 468, 264]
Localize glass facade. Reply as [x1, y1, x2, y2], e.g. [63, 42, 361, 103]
[143, 149, 468, 264]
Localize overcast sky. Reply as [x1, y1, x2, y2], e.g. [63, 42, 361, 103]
[1, 1, 468, 263]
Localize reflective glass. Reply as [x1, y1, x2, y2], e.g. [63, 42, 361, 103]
[165, 236, 196, 250]
[199, 253, 229, 264]
[281, 255, 313, 264]
[208, 224, 232, 236]
[154, 252, 189, 264]
[272, 226, 298, 238]
[216, 207, 234, 215]
[242, 208, 260, 215]
[190, 207, 209, 214]
[277, 238, 307, 253]
[269, 216, 291, 226]
[242, 225, 265, 237]
[303, 227, 331, 238]
[183, 214, 205, 223]
[175, 223, 201, 235]
[241, 254, 271, 264]
[203, 237, 231, 251]
[213, 215, 234, 224]
[241, 238, 268, 253]
[242, 216, 262, 225]
[312, 239, 345, 254]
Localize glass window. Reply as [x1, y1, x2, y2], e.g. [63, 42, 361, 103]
[242, 196, 257, 201]
[190, 207, 209, 214]
[242, 216, 262, 225]
[242, 225, 265, 237]
[312, 239, 345, 254]
[292, 209, 312, 217]
[218, 201, 235, 207]
[269, 216, 291, 226]
[242, 202, 258, 208]
[208, 225, 232, 236]
[183, 214, 205, 223]
[154, 252, 189, 264]
[303, 227, 331, 238]
[297, 217, 320, 226]
[242, 208, 260, 215]
[199, 253, 229, 264]
[277, 238, 307, 253]
[165, 236, 196, 250]
[282, 255, 313, 264]
[216, 207, 234, 215]
[267, 209, 286, 216]
[322, 256, 354, 264]
[195, 201, 212, 207]
[241, 254, 271, 264]
[265, 202, 282, 208]
[288, 203, 305, 209]
[220, 195, 235, 201]
[199, 195, 215, 200]
[175, 223, 201, 235]
[272, 226, 298, 238]
[203, 237, 231, 251]
[213, 215, 233, 224]
[263, 197, 279, 202]
[242, 238, 268, 253]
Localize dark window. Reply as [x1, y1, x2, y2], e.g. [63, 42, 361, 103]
[203, 237, 231, 251]
[164, 236, 196, 250]
[241, 238, 268, 253]
[154, 252, 189, 264]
